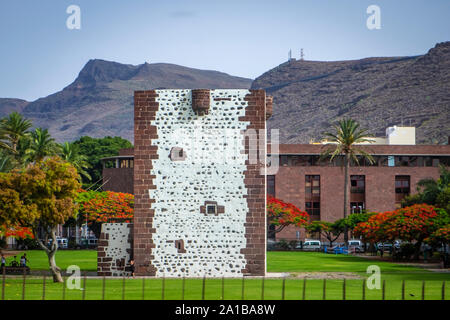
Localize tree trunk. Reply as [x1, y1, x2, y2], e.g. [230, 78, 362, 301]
[48, 227, 63, 282]
[48, 249, 63, 283]
[413, 240, 423, 261]
[343, 154, 350, 244]
[34, 227, 63, 283]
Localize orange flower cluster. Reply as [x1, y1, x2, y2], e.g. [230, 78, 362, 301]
[80, 191, 134, 224]
[267, 196, 309, 227]
[354, 204, 444, 243]
[1, 225, 34, 239]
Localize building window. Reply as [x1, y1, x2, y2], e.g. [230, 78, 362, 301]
[395, 175, 410, 207]
[350, 202, 365, 213]
[350, 175, 365, 211]
[306, 175, 320, 196]
[119, 159, 134, 168]
[267, 175, 275, 197]
[305, 175, 320, 218]
[305, 201, 320, 216]
[350, 175, 365, 194]
[206, 204, 217, 215]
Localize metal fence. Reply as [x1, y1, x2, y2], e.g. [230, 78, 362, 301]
[1, 269, 448, 301]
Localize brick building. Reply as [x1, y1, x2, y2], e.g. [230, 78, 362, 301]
[267, 143, 450, 241]
[102, 141, 449, 245]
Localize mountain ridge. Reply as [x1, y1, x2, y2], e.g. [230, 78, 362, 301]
[1, 42, 449, 144]
[12, 60, 252, 142]
[252, 41, 450, 144]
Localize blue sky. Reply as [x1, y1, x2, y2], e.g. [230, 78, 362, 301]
[0, 0, 448, 101]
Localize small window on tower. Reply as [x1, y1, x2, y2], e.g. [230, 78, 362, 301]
[169, 147, 186, 161]
[206, 204, 217, 215]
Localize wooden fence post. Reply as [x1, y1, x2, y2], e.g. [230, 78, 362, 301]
[342, 279, 346, 300]
[42, 273, 46, 300]
[1, 267, 5, 300]
[82, 272, 87, 300]
[401, 280, 405, 300]
[261, 277, 265, 300]
[62, 275, 66, 300]
[241, 276, 245, 300]
[162, 274, 166, 300]
[362, 279, 366, 300]
[21, 268, 26, 300]
[421, 281, 425, 300]
[221, 276, 224, 300]
[182, 276, 185, 300]
[302, 278, 306, 300]
[102, 276, 106, 300]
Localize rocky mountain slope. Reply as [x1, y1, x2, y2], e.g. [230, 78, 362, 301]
[0, 98, 30, 117]
[252, 42, 450, 144]
[1, 42, 449, 144]
[15, 60, 252, 142]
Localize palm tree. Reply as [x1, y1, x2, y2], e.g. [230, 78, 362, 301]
[26, 128, 60, 163]
[0, 124, 11, 151]
[59, 141, 91, 181]
[0, 112, 32, 153]
[321, 118, 375, 244]
[417, 165, 450, 203]
[0, 150, 15, 172]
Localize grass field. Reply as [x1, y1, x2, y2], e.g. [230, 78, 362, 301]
[1, 250, 449, 300]
[3, 250, 98, 271]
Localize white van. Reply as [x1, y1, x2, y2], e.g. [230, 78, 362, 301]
[348, 239, 365, 253]
[302, 240, 321, 251]
[56, 237, 68, 249]
[47, 237, 68, 249]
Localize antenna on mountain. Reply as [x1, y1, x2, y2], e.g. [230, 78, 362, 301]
[288, 49, 292, 62]
[300, 48, 305, 61]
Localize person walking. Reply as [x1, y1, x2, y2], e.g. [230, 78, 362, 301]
[129, 259, 135, 278]
[1, 253, 6, 271]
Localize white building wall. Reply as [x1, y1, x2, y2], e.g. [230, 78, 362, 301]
[148, 89, 251, 277]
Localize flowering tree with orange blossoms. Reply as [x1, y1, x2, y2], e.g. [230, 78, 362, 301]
[77, 190, 134, 238]
[354, 204, 449, 259]
[267, 196, 309, 239]
[1, 225, 34, 239]
[426, 225, 450, 245]
[354, 211, 396, 244]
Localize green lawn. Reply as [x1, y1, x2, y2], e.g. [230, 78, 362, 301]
[3, 250, 97, 271]
[2, 277, 448, 300]
[268, 251, 426, 273]
[1, 250, 448, 300]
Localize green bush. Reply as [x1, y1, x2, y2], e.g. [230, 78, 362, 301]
[277, 239, 291, 251]
[0, 237, 6, 249]
[16, 238, 40, 250]
[394, 242, 415, 260]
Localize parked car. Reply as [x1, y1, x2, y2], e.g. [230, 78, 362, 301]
[79, 237, 98, 249]
[267, 239, 277, 251]
[348, 239, 365, 253]
[302, 240, 321, 251]
[329, 243, 346, 253]
[47, 237, 68, 249]
[376, 241, 402, 253]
